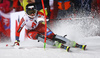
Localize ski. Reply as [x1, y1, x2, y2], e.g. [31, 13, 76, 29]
[0, 43, 87, 52]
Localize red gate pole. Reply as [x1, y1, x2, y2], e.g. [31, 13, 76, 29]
[41, 0, 47, 49]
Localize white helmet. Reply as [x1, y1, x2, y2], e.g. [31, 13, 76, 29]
[26, 3, 37, 18]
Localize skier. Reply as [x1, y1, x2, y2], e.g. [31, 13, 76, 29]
[14, 3, 86, 52]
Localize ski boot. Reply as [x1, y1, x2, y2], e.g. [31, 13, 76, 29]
[73, 41, 87, 50]
[54, 41, 70, 52]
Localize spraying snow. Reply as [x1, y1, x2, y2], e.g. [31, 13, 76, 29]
[50, 17, 100, 40]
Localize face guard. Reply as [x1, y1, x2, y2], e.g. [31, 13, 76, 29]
[26, 4, 37, 19]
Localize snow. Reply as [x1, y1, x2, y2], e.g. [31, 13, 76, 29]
[0, 36, 100, 58]
[0, 17, 100, 58]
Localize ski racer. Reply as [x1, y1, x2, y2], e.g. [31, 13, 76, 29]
[14, 3, 86, 52]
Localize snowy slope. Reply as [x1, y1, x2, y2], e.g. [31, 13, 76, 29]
[0, 17, 100, 58]
[0, 36, 100, 58]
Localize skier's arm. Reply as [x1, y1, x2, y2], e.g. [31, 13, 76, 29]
[37, 12, 49, 22]
[16, 17, 25, 41]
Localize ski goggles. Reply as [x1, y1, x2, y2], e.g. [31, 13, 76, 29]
[27, 9, 37, 15]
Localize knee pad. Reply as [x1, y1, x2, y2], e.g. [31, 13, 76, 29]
[28, 32, 38, 40]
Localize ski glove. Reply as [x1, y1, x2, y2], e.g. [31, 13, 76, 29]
[37, 18, 49, 22]
[14, 40, 20, 46]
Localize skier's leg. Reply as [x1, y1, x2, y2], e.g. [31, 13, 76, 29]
[52, 35, 70, 44]
[52, 34, 72, 46]
[72, 41, 87, 50]
[27, 29, 70, 51]
[27, 30, 55, 45]
[36, 34, 70, 52]
[52, 35, 87, 50]
[36, 34, 55, 45]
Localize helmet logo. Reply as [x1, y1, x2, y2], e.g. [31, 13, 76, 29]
[28, 6, 34, 9]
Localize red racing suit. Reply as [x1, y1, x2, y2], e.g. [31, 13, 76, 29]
[16, 12, 54, 40]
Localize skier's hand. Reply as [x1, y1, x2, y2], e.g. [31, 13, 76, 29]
[14, 40, 20, 46]
[37, 18, 44, 22]
[37, 18, 49, 22]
